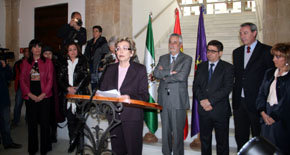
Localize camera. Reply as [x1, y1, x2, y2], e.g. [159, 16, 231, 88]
[0, 48, 14, 60]
[74, 18, 83, 27]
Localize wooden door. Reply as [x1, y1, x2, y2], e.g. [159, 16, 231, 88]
[35, 3, 68, 51]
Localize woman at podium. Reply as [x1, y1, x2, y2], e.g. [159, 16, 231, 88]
[99, 37, 149, 155]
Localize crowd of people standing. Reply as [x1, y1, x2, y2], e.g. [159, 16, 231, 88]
[0, 10, 289, 155]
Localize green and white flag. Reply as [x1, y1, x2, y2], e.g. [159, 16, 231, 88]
[144, 14, 158, 134]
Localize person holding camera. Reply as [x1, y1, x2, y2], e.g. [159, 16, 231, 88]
[0, 59, 22, 150]
[58, 11, 87, 52]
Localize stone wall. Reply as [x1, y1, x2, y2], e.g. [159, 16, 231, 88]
[85, 0, 132, 41]
[5, 0, 20, 61]
[263, 0, 290, 45]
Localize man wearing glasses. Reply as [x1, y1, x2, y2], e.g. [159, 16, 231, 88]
[154, 33, 192, 155]
[193, 40, 233, 155]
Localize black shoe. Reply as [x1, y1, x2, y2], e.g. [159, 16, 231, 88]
[10, 123, 18, 129]
[51, 137, 57, 143]
[4, 142, 22, 149]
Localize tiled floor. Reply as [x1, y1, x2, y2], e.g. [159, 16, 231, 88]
[0, 118, 201, 155]
[0, 114, 238, 155]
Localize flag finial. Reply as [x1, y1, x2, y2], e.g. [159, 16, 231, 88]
[149, 12, 153, 18]
[200, 4, 206, 14]
[175, 8, 179, 16]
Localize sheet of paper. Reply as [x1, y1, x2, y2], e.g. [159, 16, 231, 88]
[96, 89, 121, 98]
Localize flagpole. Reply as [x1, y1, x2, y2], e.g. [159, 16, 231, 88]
[190, 4, 207, 150]
[143, 12, 159, 144]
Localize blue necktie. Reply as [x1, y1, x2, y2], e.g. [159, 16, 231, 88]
[208, 63, 215, 81]
[170, 56, 176, 72]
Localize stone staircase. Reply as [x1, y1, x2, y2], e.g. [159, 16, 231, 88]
[141, 12, 257, 154]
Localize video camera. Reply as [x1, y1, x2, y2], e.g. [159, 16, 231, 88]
[74, 18, 83, 27]
[0, 48, 14, 60]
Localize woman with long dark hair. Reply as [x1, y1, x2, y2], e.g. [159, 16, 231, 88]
[20, 39, 53, 155]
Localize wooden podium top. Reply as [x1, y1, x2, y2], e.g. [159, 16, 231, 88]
[66, 94, 162, 110]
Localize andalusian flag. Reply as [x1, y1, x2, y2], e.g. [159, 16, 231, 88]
[174, 8, 188, 140]
[144, 14, 158, 134]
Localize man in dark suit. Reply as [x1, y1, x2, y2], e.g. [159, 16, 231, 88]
[193, 40, 233, 155]
[154, 33, 192, 155]
[232, 22, 274, 151]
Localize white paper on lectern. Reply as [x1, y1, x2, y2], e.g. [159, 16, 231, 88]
[96, 89, 121, 98]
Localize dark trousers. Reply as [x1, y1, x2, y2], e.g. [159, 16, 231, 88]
[13, 88, 24, 125]
[0, 106, 13, 146]
[199, 113, 229, 155]
[110, 120, 143, 155]
[66, 107, 79, 141]
[49, 97, 57, 142]
[26, 98, 51, 155]
[233, 98, 260, 152]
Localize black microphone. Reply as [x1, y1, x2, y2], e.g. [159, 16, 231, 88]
[75, 74, 89, 94]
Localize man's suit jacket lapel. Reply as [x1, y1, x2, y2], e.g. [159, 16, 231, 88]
[245, 41, 262, 70]
[172, 52, 185, 71]
[165, 54, 171, 67]
[236, 46, 245, 71]
[173, 52, 182, 67]
[204, 61, 210, 85]
[197, 61, 209, 86]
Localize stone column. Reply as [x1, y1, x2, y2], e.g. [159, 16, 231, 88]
[85, 0, 132, 41]
[5, 0, 20, 61]
[262, 0, 290, 45]
[119, 0, 132, 38]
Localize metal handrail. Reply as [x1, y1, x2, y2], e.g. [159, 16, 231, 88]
[134, 0, 177, 39]
[179, 0, 255, 15]
[179, 0, 255, 7]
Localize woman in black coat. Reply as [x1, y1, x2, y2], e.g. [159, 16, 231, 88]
[57, 42, 90, 141]
[256, 43, 290, 154]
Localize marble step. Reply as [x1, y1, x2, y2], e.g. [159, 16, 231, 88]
[181, 19, 256, 26]
[155, 46, 239, 54]
[154, 49, 234, 64]
[181, 12, 256, 21]
[158, 38, 241, 48]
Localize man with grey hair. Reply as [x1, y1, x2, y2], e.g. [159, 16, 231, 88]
[154, 33, 192, 155]
[232, 22, 274, 151]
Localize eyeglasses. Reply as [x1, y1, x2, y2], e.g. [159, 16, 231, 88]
[274, 55, 283, 59]
[207, 49, 219, 53]
[115, 47, 131, 52]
